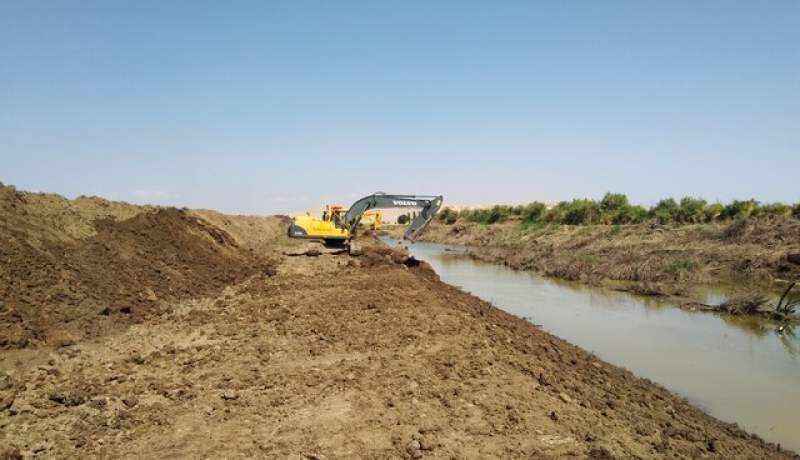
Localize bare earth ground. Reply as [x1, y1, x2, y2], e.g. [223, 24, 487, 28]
[1, 185, 795, 459]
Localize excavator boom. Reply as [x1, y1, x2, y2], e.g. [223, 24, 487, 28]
[341, 193, 443, 241]
[288, 193, 443, 242]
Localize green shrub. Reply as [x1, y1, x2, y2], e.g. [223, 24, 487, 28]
[521, 202, 547, 223]
[761, 202, 791, 218]
[437, 207, 458, 224]
[677, 197, 708, 224]
[560, 199, 602, 225]
[486, 205, 506, 224]
[600, 193, 629, 212]
[473, 209, 489, 223]
[650, 198, 679, 224]
[544, 199, 603, 225]
[458, 196, 798, 228]
[704, 203, 724, 222]
[721, 199, 760, 219]
[545, 202, 567, 223]
[459, 208, 482, 223]
[599, 193, 632, 224]
[397, 213, 410, 225]
[458, 205, 513, 225]
[497, 205, 515, 221]
[615, 204, 648, 224]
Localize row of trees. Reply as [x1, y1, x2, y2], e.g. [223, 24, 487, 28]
[437, 194, 800, 226]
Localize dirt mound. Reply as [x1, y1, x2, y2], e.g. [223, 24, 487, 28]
[0, 206, 273, 349]
[75, 208, 264, 309]
[346, 233, 426, 269]
[0, 184, 147, 244]
[189, 209, 297, 252]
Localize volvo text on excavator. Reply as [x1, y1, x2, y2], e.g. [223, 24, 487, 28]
[287, 193, 443, 244]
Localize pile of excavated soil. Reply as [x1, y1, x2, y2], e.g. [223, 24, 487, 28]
[76, 208, 262, 308]
[189, 209, 299, 253]
[0, 186, 274, 349]
[0, 185, 148, 244]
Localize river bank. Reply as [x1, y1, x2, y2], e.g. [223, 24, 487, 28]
[386, 219, 800, 322]
[388, 238, 800, 453]
[1, 185, 795, 458]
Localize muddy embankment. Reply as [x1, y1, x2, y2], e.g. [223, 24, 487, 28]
[1, 184, 796, 458]
[387, 219, 800, 321]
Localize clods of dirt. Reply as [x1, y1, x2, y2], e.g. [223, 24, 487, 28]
[0, 191, 275, 348]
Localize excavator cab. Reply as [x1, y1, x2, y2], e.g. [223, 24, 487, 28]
[322, 205, 345, 223]
[288, 193, 443, 244]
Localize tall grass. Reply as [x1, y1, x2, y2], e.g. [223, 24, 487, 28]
[440, 193, 800, 227]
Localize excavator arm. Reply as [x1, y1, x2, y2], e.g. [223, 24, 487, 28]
[340, 193, 443, 241]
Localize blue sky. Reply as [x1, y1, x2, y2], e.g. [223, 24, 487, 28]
[1, 1, 798, 214]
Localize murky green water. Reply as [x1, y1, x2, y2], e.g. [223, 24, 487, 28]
[385, 238, 800, 452]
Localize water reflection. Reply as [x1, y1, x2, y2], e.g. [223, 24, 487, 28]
[719, 314, 772, 338]
[777, 326, 799, 360]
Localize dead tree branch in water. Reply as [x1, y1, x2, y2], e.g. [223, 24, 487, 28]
[775, 282, 798, 316]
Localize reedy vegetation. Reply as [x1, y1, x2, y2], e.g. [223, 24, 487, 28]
[439, 193, 800, 227]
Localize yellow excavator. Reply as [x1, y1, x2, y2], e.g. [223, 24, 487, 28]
[289, 205, 381, 241]
[288, 193, 443, 244]
[362, 210, 383, 230]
